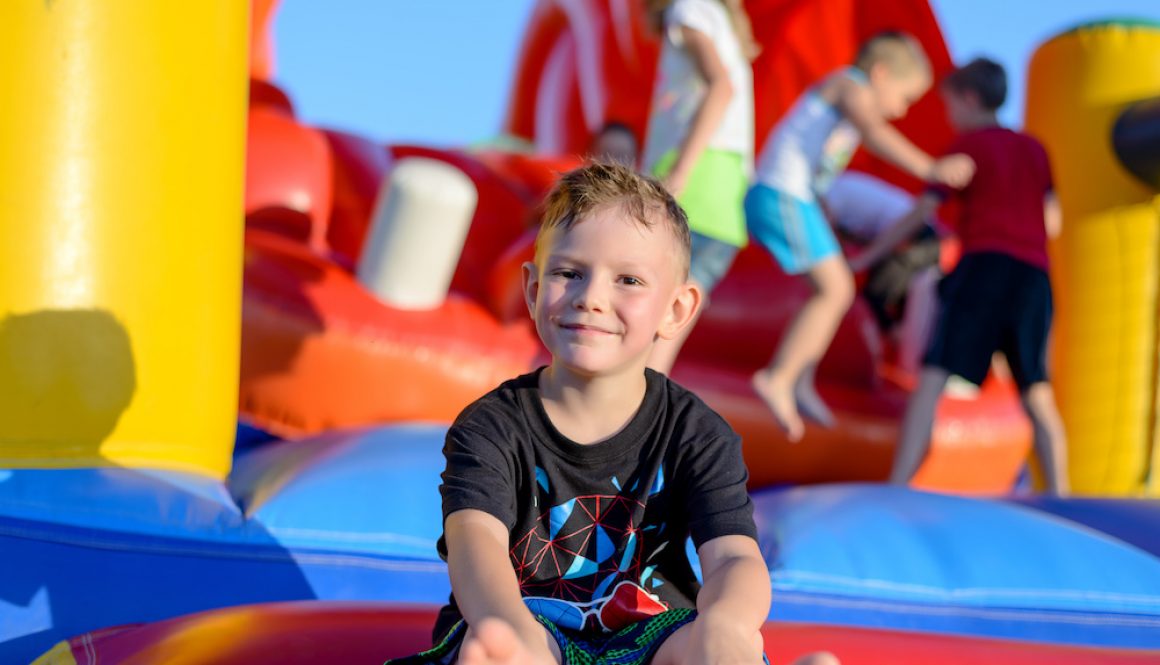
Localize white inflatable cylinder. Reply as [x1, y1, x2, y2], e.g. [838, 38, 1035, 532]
[358, 157, 478, 310]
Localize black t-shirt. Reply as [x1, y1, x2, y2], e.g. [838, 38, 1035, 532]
[435, 367, 756, 637]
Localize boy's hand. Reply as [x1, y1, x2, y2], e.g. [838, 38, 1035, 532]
[685, 612, 765, 665]
[929, 153, 975, 189]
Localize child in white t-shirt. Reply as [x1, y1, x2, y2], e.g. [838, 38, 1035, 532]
[641, 0, 757, 373]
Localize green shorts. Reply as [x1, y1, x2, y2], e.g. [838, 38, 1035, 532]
[652, 149, 748, 249]
[385, 609, 696, 665]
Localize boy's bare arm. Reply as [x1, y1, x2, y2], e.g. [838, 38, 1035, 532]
[840, 85, 974, 188]
[840, 83, 934, 179]
[444, 509, 559, 661]
[682, 535, 770, 665]
[1044, 191, 1062, 239]
[848, 192, 940, 272]
[664, 25, 735, 197]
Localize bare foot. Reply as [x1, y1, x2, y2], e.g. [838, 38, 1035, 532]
[753, 369, 804, 442]
[793, 373, 834, 429]
[459, 620, 540, 665]
[790, 651, 841, 665]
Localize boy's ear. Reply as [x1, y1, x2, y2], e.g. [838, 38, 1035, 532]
[521, 261, 540, 318]
[965, 88, 984, 110]
[657, 281, 702, 341]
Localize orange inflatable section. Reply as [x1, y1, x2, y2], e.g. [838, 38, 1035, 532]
[240, 229, 540, 436]
[239, 101, 570, 436]
[250, 0, 281, 81]
[39, 603, 1160, 665]
[245, 107, 332, 252]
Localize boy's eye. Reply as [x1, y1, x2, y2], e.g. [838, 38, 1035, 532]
[553, 269, 581, 279]
[620, 276, 644, 286]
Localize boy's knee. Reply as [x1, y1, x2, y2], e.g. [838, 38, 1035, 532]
[1021, 383, 1064, 427]
[1021, 382, 1057, 412]
[833, 273, 856, 309]
[814, 264, 856, 308]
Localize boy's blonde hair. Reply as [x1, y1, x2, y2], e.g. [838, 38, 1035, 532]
[855, 31, 931, 83]
[536, 162, 692, 279]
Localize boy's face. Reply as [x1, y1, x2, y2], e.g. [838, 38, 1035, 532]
[523, 205, 698, 378]
[870, 66, 929, 121]
[940, 86, 976, 131]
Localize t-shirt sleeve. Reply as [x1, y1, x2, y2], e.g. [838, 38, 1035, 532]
[440, 410, 519, 530]
[680, 420, 757, 547]
[667, 0, 723, 47]
[1037, 140, 1054, 193]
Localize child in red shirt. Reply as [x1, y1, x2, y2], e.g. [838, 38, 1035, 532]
[849, 58, 1069, 494]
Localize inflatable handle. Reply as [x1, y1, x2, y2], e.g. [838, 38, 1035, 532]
[358, 158, 479, 310]
[1113, 97, 1160, 190]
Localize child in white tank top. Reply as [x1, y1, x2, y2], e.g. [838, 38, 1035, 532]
[746, 32, 974, 442]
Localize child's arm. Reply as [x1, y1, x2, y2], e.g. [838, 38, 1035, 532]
[840, 83, 974, 188]
[663, 26, 735, 196]
[685, 535, 770, 665]
[1044, 191, 1062, 239]
[444, 509, 560, 662]
[847, 192, 940, 273]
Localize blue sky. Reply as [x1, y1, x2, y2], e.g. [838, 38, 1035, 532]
[272, 1, 1159, 147]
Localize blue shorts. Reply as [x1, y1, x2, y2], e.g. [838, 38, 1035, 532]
[688, 231, 739, 293]
[745, 183, 841, 274]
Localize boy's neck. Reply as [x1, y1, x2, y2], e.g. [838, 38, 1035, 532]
[538, 363, 649, 445]
[960, 110, 1000, 131]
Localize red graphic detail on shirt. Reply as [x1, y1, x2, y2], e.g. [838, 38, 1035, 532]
[598, 581, 669, 631]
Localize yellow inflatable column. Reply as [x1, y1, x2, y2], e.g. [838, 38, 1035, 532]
[1024, 20, 1160, 496]
[0, 3, 249, 478]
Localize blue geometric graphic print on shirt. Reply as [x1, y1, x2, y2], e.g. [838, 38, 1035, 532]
[434, 368, 756, 639]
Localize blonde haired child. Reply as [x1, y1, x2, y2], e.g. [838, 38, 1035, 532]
[747, 32, 974, 441]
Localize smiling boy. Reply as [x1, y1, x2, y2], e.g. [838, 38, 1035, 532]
[390, 163, 771, 665]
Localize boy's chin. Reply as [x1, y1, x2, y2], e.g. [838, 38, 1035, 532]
[550, 352, 648, 379]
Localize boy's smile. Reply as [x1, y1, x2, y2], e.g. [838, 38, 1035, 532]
[524, 204, 690, 379]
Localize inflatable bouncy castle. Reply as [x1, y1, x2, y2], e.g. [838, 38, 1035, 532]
[2, 2, 1160, 664]
[1024, 20, 1160, 496]
[239, 0, 1030, 494]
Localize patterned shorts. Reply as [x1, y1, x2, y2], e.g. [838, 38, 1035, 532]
[385, 608, 697, 665]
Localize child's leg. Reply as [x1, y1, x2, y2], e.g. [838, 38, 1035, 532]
[1021, 381, 1070, 496]
[652, 621, 838, 665]
[897, 266, 940, 376]
[651, 619, 764, 665]
[459, 619, 561, 665]
[753, 255, 855, 441]
[890, 366, 950, 484]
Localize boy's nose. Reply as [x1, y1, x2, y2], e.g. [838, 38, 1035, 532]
[571, 279, 608, 311]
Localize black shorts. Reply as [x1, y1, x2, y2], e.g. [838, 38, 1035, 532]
[924, 252, 1052, 389]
